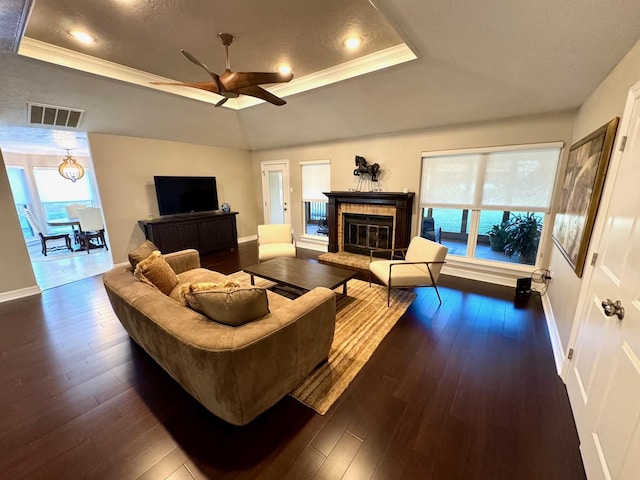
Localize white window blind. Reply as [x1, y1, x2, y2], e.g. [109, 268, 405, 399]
[33, 167, 93, 202]
[6, 167, 29, 205]
[420, 145, 561, 212]
[301, 161, 330, 202]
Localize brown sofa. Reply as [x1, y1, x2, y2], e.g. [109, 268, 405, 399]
[103, 249, 336, 425]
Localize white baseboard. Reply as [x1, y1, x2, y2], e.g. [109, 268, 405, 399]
[238, 235, 257, 244]
[541, 293, 565, 376]
[441, 256, 539, 288]
[0, 285, 41, 303]
[297, 239, 328, 252]
[442, 263, 516, 287]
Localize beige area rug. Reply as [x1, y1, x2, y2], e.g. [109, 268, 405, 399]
[228, 271, 416, 415]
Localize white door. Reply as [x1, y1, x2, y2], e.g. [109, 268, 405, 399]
[566, 84, 640, 479]
[261, 161, 290, 225]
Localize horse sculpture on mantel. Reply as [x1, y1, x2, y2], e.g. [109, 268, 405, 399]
[353, 156, 381, 191]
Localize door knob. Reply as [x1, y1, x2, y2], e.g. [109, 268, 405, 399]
[601, 298, 625, 320]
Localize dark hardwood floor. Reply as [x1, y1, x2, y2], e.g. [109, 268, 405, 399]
[0, 242, 586, 479]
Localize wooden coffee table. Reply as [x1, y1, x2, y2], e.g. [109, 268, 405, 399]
[243, 257, 357, 295]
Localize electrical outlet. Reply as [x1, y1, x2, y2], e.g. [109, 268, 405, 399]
[545, 268, 553, 281]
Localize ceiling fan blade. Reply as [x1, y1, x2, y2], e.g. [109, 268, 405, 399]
[181, 50, 219, 80]
[215, 97, 229, 107]
[221, 71, 294, 91]
[150, 80, 220, 94]
[236, 85, 287, 106]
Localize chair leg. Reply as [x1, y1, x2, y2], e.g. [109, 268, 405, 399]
[434, 284, 443, 305]
[387, 286, 391, 307]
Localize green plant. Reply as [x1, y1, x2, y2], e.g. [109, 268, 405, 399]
[487, 222, 510, 252]
[504, 213, 542, 263]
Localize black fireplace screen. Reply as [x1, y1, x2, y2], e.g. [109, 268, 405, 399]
[343, 213, 394, 255]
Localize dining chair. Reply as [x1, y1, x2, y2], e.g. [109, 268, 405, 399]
[23, 207, 72, 256]
[257, 223, 296, 262]
[369, 236, 448, 306]
[65, 203, 86, 219]
[64, 203, 87, 244]
[77, 207, 109, 254]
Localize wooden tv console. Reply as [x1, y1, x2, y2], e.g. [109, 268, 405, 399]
[138, 211, 238, 254]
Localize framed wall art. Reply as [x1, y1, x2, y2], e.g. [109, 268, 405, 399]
[552, 117, 619, 277]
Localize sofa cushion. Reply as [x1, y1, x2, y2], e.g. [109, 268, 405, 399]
[128, 240, 160, 268]
[185, 287, 270, 326]
[134, 251, 179, 295]
[175, 268, 229, 286]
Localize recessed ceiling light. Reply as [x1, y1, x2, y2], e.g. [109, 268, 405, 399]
[278, 65, 292, 75]
[344, 36, 362, 50]
[69, 31, 95, 44]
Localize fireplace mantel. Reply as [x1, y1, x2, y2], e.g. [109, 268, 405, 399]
[324, 191, 414, 253]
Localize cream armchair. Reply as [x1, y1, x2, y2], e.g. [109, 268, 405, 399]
[77, 207, 109, 253]
[369, 236, 448, 306]
[257, 223, 297, 262]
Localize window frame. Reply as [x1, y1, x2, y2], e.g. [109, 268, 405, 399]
[419, 142, 563, 275]
[300, 160, 331, 242]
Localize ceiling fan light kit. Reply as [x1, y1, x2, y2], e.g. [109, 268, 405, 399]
[151, 32, 294, 107]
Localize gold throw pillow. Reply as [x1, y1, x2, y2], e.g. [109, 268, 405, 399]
[176, 280, 241, 305]
[134, 250, 178, 296]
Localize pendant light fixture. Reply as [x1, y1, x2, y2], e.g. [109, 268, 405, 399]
[58, 149, 85, 182]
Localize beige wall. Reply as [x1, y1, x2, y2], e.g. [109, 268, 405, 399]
[548, 38, 640, 350]
[0, 150, 37, 294]
[88, 133, 257, 263]
[252, 111, 576, 267]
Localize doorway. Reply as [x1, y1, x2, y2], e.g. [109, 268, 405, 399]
[1, 127, 113, 290]
[261, 160, 291, 225]
[564, 82, 640, 479]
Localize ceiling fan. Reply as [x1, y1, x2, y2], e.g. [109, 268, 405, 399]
[151, 33, 293, 107]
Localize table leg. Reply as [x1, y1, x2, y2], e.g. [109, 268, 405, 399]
[343, 282, 347, 295]
[250, 274, 255, 285]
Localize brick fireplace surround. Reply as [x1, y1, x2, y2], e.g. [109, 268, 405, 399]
[324, 191, 415, 253]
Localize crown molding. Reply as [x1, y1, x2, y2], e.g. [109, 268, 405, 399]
[18, 38, 416, 110]
[233, 43, 417, 108]
[18, 37, 228, 105]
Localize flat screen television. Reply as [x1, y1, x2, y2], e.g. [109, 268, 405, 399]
[154, 176, 219, 216]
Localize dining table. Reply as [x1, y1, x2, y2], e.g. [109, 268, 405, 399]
[47, 218, 81, 247]
[46, 217, 80, 228]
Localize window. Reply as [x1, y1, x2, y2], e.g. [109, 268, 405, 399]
[6, 167, 33, 238]
[300, 161, 330, 238]
[32, 167, 94, 234]
[420, 143, 561, 267]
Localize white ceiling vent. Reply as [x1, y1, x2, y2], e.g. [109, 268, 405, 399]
[27, 103, 85, 128]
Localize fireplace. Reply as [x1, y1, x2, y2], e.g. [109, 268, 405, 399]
[324, 191, 414, 253]
[343, 213, 394, 255]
